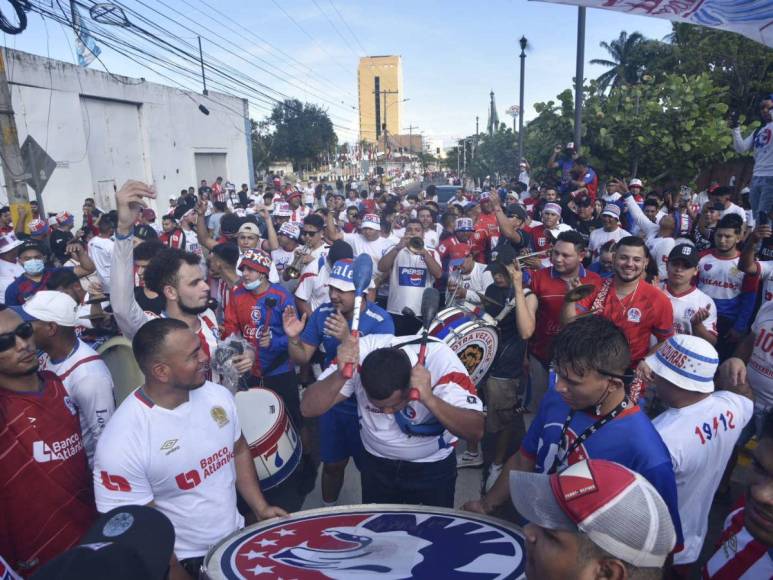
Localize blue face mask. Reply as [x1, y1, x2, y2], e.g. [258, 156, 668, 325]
[23, 258, 45, 275]
[243, 278, 261, 291]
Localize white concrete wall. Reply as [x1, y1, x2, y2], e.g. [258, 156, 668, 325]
[2, 48, 252, 216]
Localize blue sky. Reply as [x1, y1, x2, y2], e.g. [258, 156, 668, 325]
[5, 0, 672, 146]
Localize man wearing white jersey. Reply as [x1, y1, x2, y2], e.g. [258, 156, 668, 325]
[648, 335, 753, 571]
[326, 212, 394, 284]
[301, 333, 484, 507]
[110, 181, 253, 382]
[588, 204, 630, 260]
[93, 318, 286, 577]
[15, 290, 114, 467]
[739, 218, 773, 303]
[378, 219, 442, 336]
[293, 215, 332, 317]
[661, 244, 718, 345]
[620, 188, 679, 278]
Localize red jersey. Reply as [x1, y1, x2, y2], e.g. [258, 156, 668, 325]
[577, 279, 674, 364]
[528, 266, 602, 362]
[475, 212, 499, 237]
[0, 372, 96, 574]
[160, 228, 186, 250]
[528, 224, 556, 255]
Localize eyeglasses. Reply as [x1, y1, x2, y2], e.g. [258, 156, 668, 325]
[0, 322, 34, 352]
[301, 230, 319, 237]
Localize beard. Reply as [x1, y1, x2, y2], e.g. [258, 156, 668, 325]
[178, 297, 209, 315]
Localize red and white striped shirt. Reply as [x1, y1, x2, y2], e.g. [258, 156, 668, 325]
[703, 503, 773, 579]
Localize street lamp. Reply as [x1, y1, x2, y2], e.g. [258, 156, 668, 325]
[517, 36, 527, 166]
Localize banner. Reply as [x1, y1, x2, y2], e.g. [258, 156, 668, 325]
[534, 0, 773, 47]
[71, 0, 102, 67]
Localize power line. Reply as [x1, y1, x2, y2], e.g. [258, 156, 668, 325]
[310, 0, 360, 58]
[326, 0, 368, 56]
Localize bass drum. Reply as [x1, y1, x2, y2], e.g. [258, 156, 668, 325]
[428, 306, 498, 384]
[202, 504, 526, 579]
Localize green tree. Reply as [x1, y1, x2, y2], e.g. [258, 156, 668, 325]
[250, 118, 272, 174]
[590, 31, 646, 94]
[268, 99, 338, 172]
[467, 126, 518, 182]
[522, 89, 575, 182]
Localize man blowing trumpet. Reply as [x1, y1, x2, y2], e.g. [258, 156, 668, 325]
[300, 331, 485, 508]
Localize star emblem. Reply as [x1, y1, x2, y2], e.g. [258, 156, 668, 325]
[256, 538, 277, 547]
[246, 564, 274, 575]
[239, 550, 266, 560]
[275, 528, 296, 537]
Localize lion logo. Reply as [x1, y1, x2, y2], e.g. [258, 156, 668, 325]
[458, 345, 484, 373]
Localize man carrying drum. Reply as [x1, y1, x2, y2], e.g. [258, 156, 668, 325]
[94, 318, 286, 578]
[301, 333, 484, 508]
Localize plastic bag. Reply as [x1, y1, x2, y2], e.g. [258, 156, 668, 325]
[211, 336, 254, 393]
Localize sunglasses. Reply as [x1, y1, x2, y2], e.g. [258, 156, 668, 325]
[0, 321, 34, 352]
[301, 230, 319, 237]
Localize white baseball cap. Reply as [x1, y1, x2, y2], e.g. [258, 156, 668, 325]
[645, 335, 718, 393]
[628, 178, 643, 188]
[13, 291, 80, 327]
[361, 213, 380, 230]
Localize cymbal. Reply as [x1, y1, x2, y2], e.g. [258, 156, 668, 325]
[565, 283, 596, 303]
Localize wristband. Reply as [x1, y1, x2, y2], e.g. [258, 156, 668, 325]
[115, 226, 135, 240]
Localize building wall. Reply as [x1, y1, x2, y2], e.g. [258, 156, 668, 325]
[357, 56, 402, 144]
[2, 48, 252, 216]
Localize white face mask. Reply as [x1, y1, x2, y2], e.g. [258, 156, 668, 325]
[23, 258, 45, 275]
[243, 278, 261, 291]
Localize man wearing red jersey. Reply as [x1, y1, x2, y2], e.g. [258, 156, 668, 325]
[564, 236, 674, 400]
[527, 231, 601, 414]
[473, 192, 500, 253]
[0, 306, 96, 575]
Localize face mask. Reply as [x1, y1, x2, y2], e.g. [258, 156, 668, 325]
[243, 278, 262, 291]
[23, 259, 45, 275]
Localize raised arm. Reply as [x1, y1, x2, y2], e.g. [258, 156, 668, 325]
[194, 200, 217, 251]
[325, 212, 343, 241]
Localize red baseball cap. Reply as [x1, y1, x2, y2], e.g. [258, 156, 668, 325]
[447, 244, 471, 267]
[238, 249, 272, 274]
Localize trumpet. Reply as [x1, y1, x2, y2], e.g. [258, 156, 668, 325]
[408, 237, 425, 253]
[285, 247, 310, 280]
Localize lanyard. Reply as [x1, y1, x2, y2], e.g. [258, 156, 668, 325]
[548, 398, 630, 474]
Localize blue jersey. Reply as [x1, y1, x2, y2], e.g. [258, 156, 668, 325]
[301, 301, 394, 368]
[521, 387, 684, 548]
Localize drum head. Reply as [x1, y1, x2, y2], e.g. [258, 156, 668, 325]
[235, 389, 282, 441]
[204, 504, 525, 579]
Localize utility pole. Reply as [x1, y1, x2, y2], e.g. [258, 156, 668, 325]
[404, 125, 419, 155]
[0, 50, 30, 225]
[198, 36, 208, 95]
[374, 89, 399, 155]
[574, 8, 586, 150]
[474, 115, 479, 160]
[517, 36, 527, 166]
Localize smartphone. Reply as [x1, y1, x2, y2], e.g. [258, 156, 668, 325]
[759, 211, 770, 226]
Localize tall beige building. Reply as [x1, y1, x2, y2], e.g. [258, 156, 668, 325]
[358, 56, 403, 145]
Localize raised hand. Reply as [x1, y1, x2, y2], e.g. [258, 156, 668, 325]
[282, 306, 306, 338]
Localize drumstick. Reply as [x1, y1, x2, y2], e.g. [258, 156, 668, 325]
[262, 297, 277, 341]
[409, 288, 441, 401]
[341, 254, 373, 379]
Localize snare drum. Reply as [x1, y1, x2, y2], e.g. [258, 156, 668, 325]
[428, 306, 499, 384]
[234, 388, 301, 491]
[203, 504, 526, 579]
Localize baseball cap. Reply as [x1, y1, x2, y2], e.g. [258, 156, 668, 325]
[628, 178, 643, 188]
[12, 290, 79, 327]
[361, 213, 380, 230]
[565, 142, 575, 150]
[29, 218, 49, 236]
[542, 202, 562, 217]
[667, 243, 698, 268]
[448, 244, 471, 267]
[0, 232, 23, 254]
[645, 335, 718, 394]
[272, 202, 292, 217]
[601, 204, 621, 220]
[238, 223, 261, 237]
[55, 211, 74, 226]
[278, 222, 301, 241]
[19, 239, 45, 256]
[480, 191, 491, 201]
[33, 505, 175, 580]
[510, 459, 676, 568]
[455, 217, 474, 232]
[287, 190, 302, 201]
[328, 259, 355, 292]
[486, 243, 517, 273]
[238, 249, 272, 274]
[506, 204, 528, 221]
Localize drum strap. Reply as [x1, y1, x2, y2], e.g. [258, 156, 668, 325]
[590, 278, 613, 313]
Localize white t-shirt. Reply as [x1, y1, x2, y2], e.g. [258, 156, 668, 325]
[387, 247, 441, 316]
[93, 382, 244, 559]
[40, 339, 115, 467]
[318, 335, 483, 462]
[720, 202, 747, 223]
[423, 229, 439, 250]
[648, 237, 676, 279]
[0, 259, 22, 302]
[661, 285, 718, 337]
[342, 233, 395, 284]
[456, 262, 494, 304]
[748, 301, 773, 412]
[588, 227, 631, 258]
[293, 244, 330, 310]
[87, 236, 115, 293]
[653, 392, 753, 564]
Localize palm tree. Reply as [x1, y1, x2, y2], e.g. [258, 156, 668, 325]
[591, 31, 645, 94]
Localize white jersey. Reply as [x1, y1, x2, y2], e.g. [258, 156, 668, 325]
[0, 259, 22, 303]
[455, 262, 494, 304]
[423, 229, 439, 250]
[39, 339, 115, 467]
[653, 392, 752, 564]
[649, 237, 676, 279]
[661, 284, 718, 337]
[386, 247, 441, 316]
[748, 301, 773, 412]
[271, 248, 295, 278]
[719, 202, 747, 223]
[318, 335, 483, 462]
[87, 235, 114, 293]
[342, 233, 395, 284]
[294, 244, 331, 311]
[733, 122, 773, 177]
[588, 227, 631, 259]
[288, 205, 311, 225]
[93, 382, 244, 559]
[758, 260, 773, 303]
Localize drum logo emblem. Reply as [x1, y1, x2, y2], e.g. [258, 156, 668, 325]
[211, 406, 229, 428]
[459, 344, 484, 373]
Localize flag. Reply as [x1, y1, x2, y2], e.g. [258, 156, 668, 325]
[534, 0, 773, 47]
[71, 0, 102, 67]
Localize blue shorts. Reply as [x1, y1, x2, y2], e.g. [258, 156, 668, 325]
[319, 396, 364, 466]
